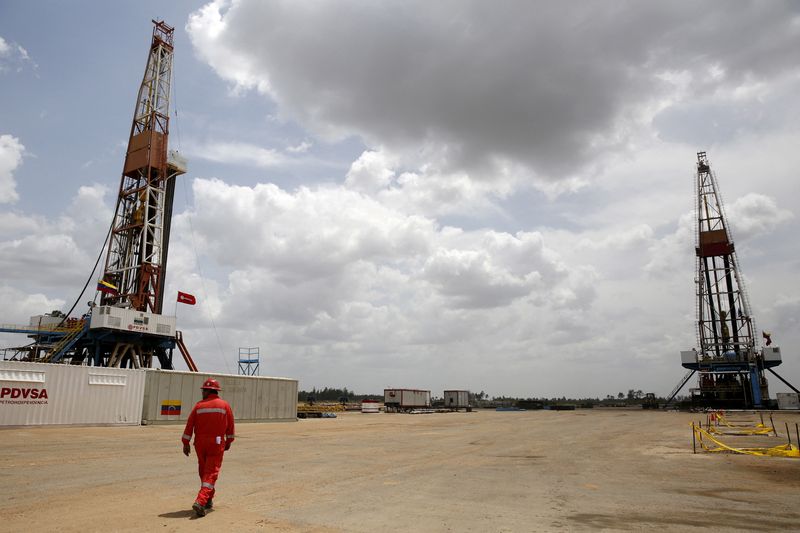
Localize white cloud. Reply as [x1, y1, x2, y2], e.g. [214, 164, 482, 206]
[187, 0, 800, 187]
[0, 37, 37, 73]
[163, 129, 799, 396]
[422, 247, 541, 309]
[344, 148, 516, 216]
[773, 296, 800, 335]
[286, 140, 312, 154]
[643, 213, 694, 278]
[183, 178, 434, 276]
[726, 193, 793, 240]
[0, 179, 124, 354]
[0, 211, 43, 235]
[16, 45, 31, 63]
[0, 134, 24, 203]
[580, 224, 655, 252]
[641, 192, 794, 278]
[186, 2, 271, 94]
[345, 150, 396, 194]
[174, 178, 593, 337]
[186, 140, 285, 167]
[0, 286, 64, 324]
[0, 183, 112, 289]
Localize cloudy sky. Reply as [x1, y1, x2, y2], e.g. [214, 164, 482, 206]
[1, 1, 798, 399]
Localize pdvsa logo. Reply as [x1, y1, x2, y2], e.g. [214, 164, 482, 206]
[0, 387, 49, 399]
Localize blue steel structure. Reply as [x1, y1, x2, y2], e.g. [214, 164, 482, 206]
[0, 319, 179, 368]
[238, 347, 260, 376]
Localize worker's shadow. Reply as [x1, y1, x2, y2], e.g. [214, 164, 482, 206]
[159, 509, 211, 520]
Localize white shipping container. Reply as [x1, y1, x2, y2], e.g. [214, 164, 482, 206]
[444, 390, 470, 408]
[0, 361, 145, 426]
[384, 388, 431, 409]
[28, 314, 64, 328]
[763, 347, 782, 363]
[90, 306, 176, 337]
[680, 350, 697, 365]
[776, 392, 799, 410]
[142, 369, 298, 424]
[361, 400, 381, 413]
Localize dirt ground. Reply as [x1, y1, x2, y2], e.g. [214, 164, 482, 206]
[2, 409, 800, 532]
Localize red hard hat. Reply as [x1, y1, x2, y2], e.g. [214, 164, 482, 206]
[201, 378, 222, 391]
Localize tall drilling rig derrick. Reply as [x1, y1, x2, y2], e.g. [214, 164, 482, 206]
[102, 19, 181, 315]
[674, 152, 786, 408]
[0, 21, 197, 372]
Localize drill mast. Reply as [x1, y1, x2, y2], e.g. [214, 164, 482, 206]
[101, 20, 182, 313]
[695, 151, 755, 360]
[678, 152, 783, 408]
[1, 20, 197, 371]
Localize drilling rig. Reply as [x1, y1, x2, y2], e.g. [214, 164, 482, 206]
[667, 152, 797, 408]
[1, 21, 197, 371]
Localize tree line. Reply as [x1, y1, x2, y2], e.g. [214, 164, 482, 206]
[298, 387, 382, 403]
[298, 387, 670, 405]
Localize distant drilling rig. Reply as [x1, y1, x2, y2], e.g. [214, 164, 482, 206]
[1, 21, 197, 371]
[668, 152, 796, 408]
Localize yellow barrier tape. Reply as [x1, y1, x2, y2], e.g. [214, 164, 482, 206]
[708, 424, 774, 436]
[691, 424, 799, 458]
[704, 411, 775, 436]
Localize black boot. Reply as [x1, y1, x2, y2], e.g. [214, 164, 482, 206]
[205, 498, 213, 510]
[192, 501, 206, 517]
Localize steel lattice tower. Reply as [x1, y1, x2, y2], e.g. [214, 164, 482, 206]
[695, 151, 755, 361]
[0, 20, 198, 372]
[101, 20, 184, 313]
[676, 151, 784, 408]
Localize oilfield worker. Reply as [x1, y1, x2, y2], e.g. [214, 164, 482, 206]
[181, 378, 235, 517]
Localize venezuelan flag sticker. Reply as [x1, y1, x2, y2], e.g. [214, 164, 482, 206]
[161, 400, 182, 416]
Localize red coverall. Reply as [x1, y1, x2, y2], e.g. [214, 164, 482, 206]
[181, 393, 235, 507]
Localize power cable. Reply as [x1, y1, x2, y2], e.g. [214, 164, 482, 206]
[171, 52, 182, 153]
[172, 62, 232, 374]
[179, 167, 232, 375]
[59, 214, 114, 325]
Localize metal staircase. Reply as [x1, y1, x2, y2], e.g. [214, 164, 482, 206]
[665, 369, 696, 406]
[175, 330, 198, 372]
[42, 321, 88, 363]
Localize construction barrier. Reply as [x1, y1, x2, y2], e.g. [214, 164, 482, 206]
[691, 423, 799, 458]
[297, 403, 345, 413]
[706, 411, 775, 436]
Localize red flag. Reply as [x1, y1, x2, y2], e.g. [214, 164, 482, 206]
[762, 331, 772, 346]
[177, 291, 196, 305]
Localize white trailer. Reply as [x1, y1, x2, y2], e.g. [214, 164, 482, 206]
[384, 388, 431, 412]
[361, 399, 381, 413]
[444, 390, 470, 409]
[776, 393, 799, 410]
